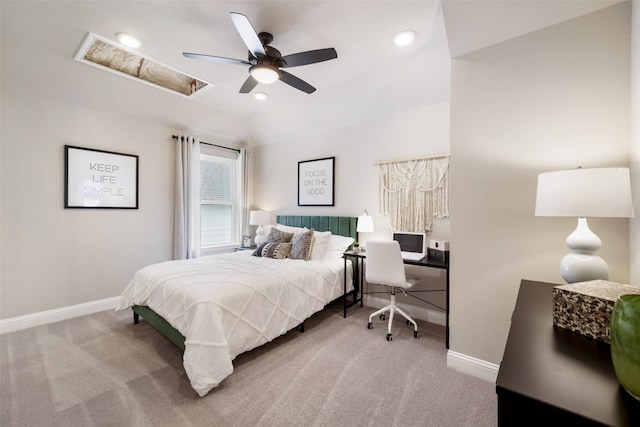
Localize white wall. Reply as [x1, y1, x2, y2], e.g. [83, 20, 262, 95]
[0, 92, 177, 319]
[450, 2, 631, 364]
[631, 0, 640, 285]
[254, 103, 450, 224]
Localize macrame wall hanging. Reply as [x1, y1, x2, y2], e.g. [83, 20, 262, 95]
[377, 155, 449, 232]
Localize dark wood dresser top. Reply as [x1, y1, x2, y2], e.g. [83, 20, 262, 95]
[496, 280, 640, 426]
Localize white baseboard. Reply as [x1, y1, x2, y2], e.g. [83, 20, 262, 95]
[446, 350, 499, 383]
[364, 295, 446, 326]
[0, 297, 120, 335]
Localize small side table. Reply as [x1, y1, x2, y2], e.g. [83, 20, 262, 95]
[343, 250, 365, 318]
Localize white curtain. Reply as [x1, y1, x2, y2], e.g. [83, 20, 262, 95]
[174, 135, 201, 259]
[238, 148, 251, 240]
[378, 156, 449, 232]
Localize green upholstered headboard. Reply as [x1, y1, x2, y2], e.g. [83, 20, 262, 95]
[276, 216, 357, 240]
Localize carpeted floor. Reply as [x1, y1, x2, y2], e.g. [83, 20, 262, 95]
[1, 303, 497, 426]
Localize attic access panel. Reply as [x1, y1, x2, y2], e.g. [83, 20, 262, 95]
[74, 32, 212, 98]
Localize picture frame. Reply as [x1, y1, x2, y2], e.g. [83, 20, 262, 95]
[64, 145, 139, 209]
[298, 157, 335, 206]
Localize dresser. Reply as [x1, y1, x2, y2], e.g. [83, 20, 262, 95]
[496, 280, 640, 426]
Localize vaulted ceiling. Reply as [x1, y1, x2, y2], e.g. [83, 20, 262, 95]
[1, 0, 622, 147]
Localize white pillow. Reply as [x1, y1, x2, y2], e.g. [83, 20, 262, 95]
[309, 230, 332, 260]
[328, 235, 356, 259]
[275, 223, 309, 234]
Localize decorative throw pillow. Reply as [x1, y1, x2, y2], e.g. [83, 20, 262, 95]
[252, 241, 270, 257]
[261, 242, 292, 259]
[266, 227, 294, 245]
[288, 228, 315, 261]
[253, 228, 294, 257]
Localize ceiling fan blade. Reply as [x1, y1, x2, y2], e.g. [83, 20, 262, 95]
[229, 12, 266, 59]
[183, 52, 251, 66]
[239, 76, 259, 93]
[279, 70, 316, 94]
[281, 48, 337, 68]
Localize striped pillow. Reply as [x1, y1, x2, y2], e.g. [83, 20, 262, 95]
[261, 242, 292, 259]
[288, 228, 315, 260]
[252, 241, 292, 259]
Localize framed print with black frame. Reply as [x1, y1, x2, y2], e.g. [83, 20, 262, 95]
[298, 156, 335, 206]
[64, 145, 139, 209]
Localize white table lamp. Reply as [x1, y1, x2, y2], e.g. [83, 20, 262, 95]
[249, 210, 270, 246]
[535, 167, 634, 283]
[357, 210, 375, 249]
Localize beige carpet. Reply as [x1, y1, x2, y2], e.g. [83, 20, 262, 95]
[1, 303, 497, 426]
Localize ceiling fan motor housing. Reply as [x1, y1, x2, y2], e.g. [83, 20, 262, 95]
[248, 46, 285, 67]
[258, 32, 274, 46]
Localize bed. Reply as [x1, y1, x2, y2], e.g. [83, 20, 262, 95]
[116, 215, 357, 397]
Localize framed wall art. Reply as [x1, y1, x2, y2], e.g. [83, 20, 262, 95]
[64, 145, 139, 209]
[298, 157, 335, 206]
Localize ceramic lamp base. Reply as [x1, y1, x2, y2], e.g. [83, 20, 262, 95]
[255, 225, 267, 246]
[560, 217, 609, 284]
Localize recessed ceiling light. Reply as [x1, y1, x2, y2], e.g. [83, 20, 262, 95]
[393, 30, 415, 47]
[253, 92, 268, 101]
[116, 33, 142, 49]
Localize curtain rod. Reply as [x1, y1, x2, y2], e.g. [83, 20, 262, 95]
[171, 135, 241, 153]
[373, 154, 449, 166]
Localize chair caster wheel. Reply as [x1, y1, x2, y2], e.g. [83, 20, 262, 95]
[367, 322, 373, 330]
[380, 314, 386, 321]
[414, 331, 419, 339]
[386, 333, 392, 341]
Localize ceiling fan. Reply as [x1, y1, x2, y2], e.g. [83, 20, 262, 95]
[183, 12, 337, 94]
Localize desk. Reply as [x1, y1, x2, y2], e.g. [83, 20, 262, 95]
[496, 280, 640, 426]
[342, 250, 450, 348]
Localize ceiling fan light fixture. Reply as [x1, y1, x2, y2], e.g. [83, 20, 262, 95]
[116, 33, 142, 49]
[393, 30, 415, 47]
[183, 13, 336, 94]
[249, 64, 279, 84]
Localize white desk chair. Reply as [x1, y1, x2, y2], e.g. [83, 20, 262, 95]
[365, 240, 419, 341]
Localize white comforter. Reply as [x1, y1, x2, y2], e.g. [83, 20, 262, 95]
[116, 251, 352, 396]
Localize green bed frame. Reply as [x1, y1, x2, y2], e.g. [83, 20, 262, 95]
[132, 215, 358, 350]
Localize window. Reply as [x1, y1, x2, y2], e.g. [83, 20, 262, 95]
[200, 154, 240, 249]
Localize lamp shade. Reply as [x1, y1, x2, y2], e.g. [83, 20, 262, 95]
[535, 168, 634, 218]
[357, 214, 375, 233]
[249, 210, 270, 226]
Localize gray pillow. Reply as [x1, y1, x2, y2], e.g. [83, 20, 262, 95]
[288, 228, 315, 261]
[266, 227, 294, 244]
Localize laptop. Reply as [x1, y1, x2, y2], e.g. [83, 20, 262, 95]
[392, 232, 426, 261]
